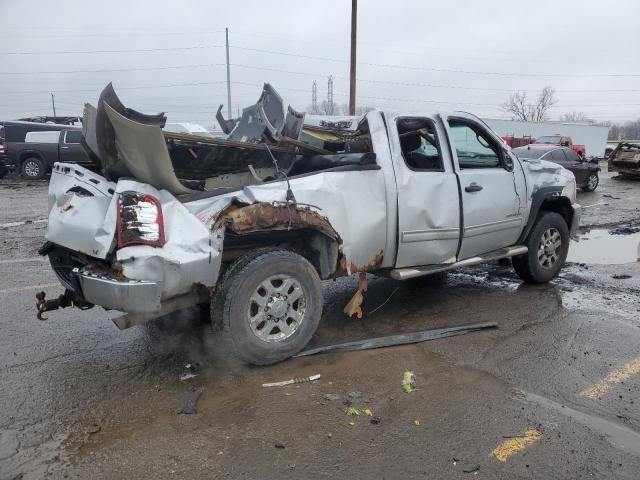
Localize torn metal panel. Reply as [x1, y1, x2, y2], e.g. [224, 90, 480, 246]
[282, 106, 305, 140]
[216, 104, 237, 134]
[213, 201, 339, 240]
[94, 82, 166, 180]
[104, 103, 197, 195]
[228, 83, 285, 143]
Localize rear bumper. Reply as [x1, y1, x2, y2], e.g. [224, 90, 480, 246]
[75, 269, 163, 313]
[570, 204, 581, 239]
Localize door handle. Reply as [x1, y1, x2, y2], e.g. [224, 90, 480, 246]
[60, 146, 70, 149]
[465, 182, 483, 193]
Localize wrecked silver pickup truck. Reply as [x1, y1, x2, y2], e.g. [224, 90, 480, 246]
[37, 83, 580, 365]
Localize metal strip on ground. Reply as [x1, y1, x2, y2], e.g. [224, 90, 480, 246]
[295, 321, 498, 357]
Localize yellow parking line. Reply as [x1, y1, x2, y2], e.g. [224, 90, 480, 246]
[489, 428, 541, 462]
[581, 356, 640, 399]
[0, 283, 59, 295]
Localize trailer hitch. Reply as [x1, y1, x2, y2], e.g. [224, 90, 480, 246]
[35, 290, 74, 320]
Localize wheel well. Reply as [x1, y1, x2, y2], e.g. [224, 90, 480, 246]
[19, 152, 44, 165]
[221, 229, 340, 280]
[540, 197, 573, 228]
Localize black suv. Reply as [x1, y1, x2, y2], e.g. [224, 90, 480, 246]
[0, 121, 93, 179]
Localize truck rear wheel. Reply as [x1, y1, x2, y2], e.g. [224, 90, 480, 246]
[512, 212, 569, 284]
[214, 249, 323, 365]
[21, 157, 46, 180]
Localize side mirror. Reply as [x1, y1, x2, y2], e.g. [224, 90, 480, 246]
[561, 141, 569, 147]
[503, 150, 514, 172]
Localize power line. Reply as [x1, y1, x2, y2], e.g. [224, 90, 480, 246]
[0, 63, 225, 76]
[1, 45, 224, 55]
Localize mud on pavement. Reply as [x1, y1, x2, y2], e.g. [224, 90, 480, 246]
[1, 168, 640, 479]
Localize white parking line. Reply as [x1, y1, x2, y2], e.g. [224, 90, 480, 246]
[0, 219, 48, 228]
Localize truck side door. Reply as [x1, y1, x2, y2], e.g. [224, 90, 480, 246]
[387, 115, 461, 268]
[443, 115, 525, 259]
[59, 130, 90, 165]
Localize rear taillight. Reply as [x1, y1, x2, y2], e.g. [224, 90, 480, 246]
[1, 143, 7, 154]
[117, 191, 165, 248]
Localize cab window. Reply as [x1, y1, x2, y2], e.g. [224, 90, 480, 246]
[64, 130, 82, 144]
[397, 117, 443, 171]
[448, 120, 501, 168]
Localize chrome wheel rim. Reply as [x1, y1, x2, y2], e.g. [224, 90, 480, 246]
[247, 275, 306, 343]
[587, 174, 598, 190]
[24, 161, 40, 177]
[538, 227, 562, 269]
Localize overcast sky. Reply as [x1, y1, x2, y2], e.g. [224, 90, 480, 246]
[1, 0, 639, 126]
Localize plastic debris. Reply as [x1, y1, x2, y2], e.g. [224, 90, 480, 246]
[370, 416, 381, 425]
[402, 371, 417, 393]
[348, 421, 355, 426]
[362, 408, 373, 417]
[414, 420, 421, 427]
[343, 273, 368, 318]
[262, 374, 321, 387]
[180, 373, 197, 381]
[274, 443, 286, 449]
[344, 407, 362, 416]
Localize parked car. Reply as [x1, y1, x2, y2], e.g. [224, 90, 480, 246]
[36, 85, 580, 366]
[502, 135, 534, 149]
[512, 145, 600, 192]
[530, 135, 586, 157]
[607, 142, 640, 177]
[0, 126, 7, 178]
[0, 121, 94, 179]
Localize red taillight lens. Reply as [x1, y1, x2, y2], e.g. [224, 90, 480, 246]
[117, 191, 166, 248]
[1, 143, 7, 154]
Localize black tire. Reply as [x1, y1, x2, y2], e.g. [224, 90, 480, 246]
[215, 249, 323, 365]
[581, 173, 599, 192]
[21, 157, 46, 180]
[0, 165, 7, 179]
[512, 212, 569, 284]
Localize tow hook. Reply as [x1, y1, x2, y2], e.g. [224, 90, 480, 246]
[35, 290, 74, 320]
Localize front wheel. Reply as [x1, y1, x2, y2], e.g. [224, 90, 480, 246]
[216, 250, 323, 365]
[582, 173, 599, 192]
[512, 212, 569, 284]
[21, 157, 46, 180]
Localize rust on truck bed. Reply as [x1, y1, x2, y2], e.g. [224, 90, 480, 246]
[213, 201, 340, 240]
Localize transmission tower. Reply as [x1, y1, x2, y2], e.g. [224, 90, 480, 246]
[327, 76, 334, 115]
[312, 81, 318, 113]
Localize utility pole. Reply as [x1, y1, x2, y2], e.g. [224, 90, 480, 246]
[327, 76, 334, 115]
[349, 0, 357, 115]
[312, 81, 318, 113]
[51, 93, 57, 121]
[225, 28, 232, 118]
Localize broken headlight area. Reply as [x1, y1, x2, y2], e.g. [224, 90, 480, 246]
[117, 191, 166, 248]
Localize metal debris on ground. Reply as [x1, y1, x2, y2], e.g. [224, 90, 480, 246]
[612, 274, 632, 279]
[402, 371, 417, 393]
[343, 273, 368, 319]
[295, 322, 498, 357]
[370, 416, 381, 425]
[179, 373, 198, 381]
[262, 374, 321, 387]
[179, 389, 203, 415]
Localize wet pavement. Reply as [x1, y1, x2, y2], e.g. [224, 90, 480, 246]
[1, 163, 639, 479]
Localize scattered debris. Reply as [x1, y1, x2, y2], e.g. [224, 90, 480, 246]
[344, 407, 362, 416]
[274, 443, 286, 449]
[262, 374, 321, 387]
[612, 274, 632, 279]
[362, 408, 373, 417]
[323, 393, 341, 401]
[179, 373, 198, 381]
[602, 194, 621, 200]
[343, 273, 368, 318]
[402, 371, 417, 393]
[348, 390, 363, 399]
[348, 421, 355, 426]
[609, 226, 640, 236]
[414, 420, 421, 427]
[462, 465, 480, 474]
[370, 416, 381, 425]
[489, 428, 541, 462]
[368, 286, 401, 315]
[296, 322, 498, 357]
[179, 389, 203, 415]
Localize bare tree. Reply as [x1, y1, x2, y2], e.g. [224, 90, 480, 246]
[559, 111, 593, 123]
[502, 86, 557, 122]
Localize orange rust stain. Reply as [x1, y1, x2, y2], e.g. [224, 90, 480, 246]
[340, 250, 384, 274]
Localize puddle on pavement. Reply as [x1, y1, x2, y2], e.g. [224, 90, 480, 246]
[568, 229, 640, 264]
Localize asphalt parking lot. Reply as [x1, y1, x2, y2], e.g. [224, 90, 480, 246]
[1, 163, 639, 479]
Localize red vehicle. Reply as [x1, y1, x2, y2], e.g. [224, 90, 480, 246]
[502, 135, 534, 149]
[530, 135, 586, 157]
